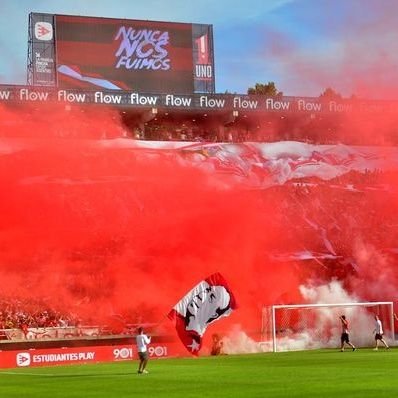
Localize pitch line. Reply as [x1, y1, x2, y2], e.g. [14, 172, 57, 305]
[0, 371, 132, 377]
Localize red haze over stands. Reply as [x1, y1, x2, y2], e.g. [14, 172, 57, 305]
[1, 101, 398, 351]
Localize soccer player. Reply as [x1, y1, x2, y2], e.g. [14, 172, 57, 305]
[373, 315, 389, 350]
[136, 327, 151, 374]
[339, 315, 356, 351]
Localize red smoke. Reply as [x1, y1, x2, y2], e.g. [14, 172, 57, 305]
[260, 1, 398, 100]
[0, 104, 303, 340]
[1, 102, 398, 353]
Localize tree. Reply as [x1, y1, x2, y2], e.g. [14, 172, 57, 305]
[247, 82, 283, 97]
[319, 87, 342, 100]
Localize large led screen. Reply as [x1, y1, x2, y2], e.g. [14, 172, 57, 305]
[54, 15, 214, 94]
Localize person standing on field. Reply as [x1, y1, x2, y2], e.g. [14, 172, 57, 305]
[373, 315, 389, 350]
[136, 327, 151, 374]
[339, 315, 356, 351]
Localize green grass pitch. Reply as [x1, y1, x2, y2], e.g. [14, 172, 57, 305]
[1, 349, 398, 398]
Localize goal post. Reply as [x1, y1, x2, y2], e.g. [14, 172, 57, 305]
[261, 302, 395, 352]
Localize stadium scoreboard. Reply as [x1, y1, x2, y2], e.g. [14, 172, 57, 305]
[28, 12, 215, 94]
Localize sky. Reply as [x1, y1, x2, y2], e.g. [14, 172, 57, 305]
[0, 0, 397, 98]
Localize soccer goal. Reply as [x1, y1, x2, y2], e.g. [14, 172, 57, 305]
[261, 302, 395, 352]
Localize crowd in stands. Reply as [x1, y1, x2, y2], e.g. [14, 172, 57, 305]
[265, 169, 398, 277]
[0, 297, 78, 331]
[1, 170, 397, 339]
[127, 112, 398, 145]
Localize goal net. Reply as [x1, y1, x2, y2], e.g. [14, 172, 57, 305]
[261, 302, 395, 352]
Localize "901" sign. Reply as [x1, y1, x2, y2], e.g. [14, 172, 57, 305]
[113, 348, 133, 360]
[148, 346, 168, 357]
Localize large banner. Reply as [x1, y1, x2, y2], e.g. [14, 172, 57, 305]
[168, 273, 237, 355]
[51, 14, 214, 94]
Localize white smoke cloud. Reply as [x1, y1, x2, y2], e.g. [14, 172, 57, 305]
[221, 324, 264, 354]
[274, 281, 392, 351]
[223, 281, 393, 354]
[299, 279, 359, 304]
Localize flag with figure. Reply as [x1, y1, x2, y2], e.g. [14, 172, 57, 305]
[168, 272, 237, 355]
